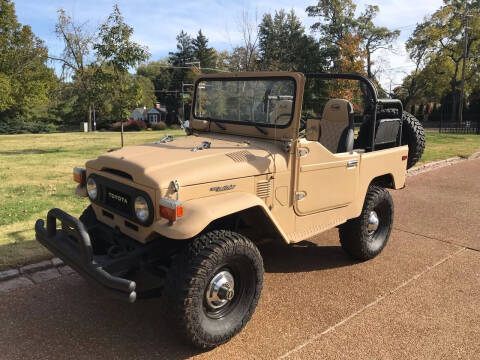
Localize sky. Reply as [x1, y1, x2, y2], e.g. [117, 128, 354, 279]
[14, 0, 444, 89]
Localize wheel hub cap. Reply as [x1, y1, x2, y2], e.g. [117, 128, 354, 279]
[367, 211, 379, 235]
[205, 270, 235, 310]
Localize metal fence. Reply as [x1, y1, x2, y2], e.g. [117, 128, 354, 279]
[439, 117, 480, 134]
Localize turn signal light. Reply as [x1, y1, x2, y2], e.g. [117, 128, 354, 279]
[159, 198, 184, 222]
[73, 167, 86, 185]
[402, 155, 408, 161]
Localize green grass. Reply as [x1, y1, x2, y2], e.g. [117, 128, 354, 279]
[0, 130, 184, 270]
[417, 132, 480, 165]
[0, 130, 479, 270]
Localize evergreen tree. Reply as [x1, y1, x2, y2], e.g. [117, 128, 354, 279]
[169, 30, 194, 66]
[258, 9, 324, 72]
[192, 30, 216, 70]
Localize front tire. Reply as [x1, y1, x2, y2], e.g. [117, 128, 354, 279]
[165, 230, 264, 349]
[339, 185, 394, 260]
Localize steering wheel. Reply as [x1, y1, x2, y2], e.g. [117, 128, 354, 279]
[299, 117, 307, 132]
[272, 113, 293, 125]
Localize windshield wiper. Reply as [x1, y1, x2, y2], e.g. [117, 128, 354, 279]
[254, 125, 268, 135]
[208, 118, 226, 130]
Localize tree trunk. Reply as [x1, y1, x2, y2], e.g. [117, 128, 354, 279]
[367, 51, 372, 79]
[449, 79, 458, 123]
[88, 104, 92, 132]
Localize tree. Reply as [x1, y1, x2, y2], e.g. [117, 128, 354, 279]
[192, 30, 217, 69]
[307, 1, 399, 79]
[0, 0, 56, 123]
[169, 30, 194, 66]
[406, 0, 480, 121]
[307, 0, 357, 68]
[235, 9, 260, 71]
[258, 9, 323, 72]
[52, 9, 99, 130]
[357, 5, 400, 79]
[94, 4, 149, 144]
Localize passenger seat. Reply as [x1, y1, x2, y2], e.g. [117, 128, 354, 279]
[319, 99, 354, 153]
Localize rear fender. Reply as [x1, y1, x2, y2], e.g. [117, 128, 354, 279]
[152, 192, 289, 242]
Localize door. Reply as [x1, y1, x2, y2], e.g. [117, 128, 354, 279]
[294, 139, 359, 215]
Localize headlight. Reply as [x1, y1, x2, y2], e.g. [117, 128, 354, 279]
[87, 177, 98, 200]
[134, 196, 149, 222]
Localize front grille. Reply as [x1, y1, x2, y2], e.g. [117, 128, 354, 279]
[88, 174, 153, 226]
[104, 187, 132, 216]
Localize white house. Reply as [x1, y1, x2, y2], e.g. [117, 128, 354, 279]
[147, 104, 167, 123]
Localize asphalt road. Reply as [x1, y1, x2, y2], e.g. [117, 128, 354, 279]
[1, 159, 479, 359]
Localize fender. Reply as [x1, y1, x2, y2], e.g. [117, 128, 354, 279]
[351, 145, 409, 217]
[152, 192, 289, 242]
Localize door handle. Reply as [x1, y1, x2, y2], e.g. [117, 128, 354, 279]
[347, 159, 358, 168]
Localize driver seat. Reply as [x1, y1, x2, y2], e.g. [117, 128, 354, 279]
[319, 99, 354, 153]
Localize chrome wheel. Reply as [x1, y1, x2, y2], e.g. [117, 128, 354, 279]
[367, 210, 379, 235]
[205, 270, 235, 310]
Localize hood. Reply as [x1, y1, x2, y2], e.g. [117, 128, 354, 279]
[86, 134, 288, 189]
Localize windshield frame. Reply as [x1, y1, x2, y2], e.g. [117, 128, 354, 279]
[192, 75, 297, 129]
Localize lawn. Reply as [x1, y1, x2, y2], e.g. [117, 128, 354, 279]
[417, 132, 480, 164]
[0, 130, 184, 270]
[0, 130, 479, 270]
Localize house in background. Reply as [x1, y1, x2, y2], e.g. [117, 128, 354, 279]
[129, 104, 168, 124]
[147, 104, 167, 124]
[129, 107, 147, 121]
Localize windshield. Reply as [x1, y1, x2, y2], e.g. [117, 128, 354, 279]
[194, 78, 296, 127]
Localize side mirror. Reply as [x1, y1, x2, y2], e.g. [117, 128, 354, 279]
[305, 118, 321, 141]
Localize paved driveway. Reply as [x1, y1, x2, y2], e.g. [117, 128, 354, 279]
[1, 159, 479, 359]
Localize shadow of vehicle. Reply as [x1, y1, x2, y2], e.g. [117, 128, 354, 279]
[259, 239, 359, 274]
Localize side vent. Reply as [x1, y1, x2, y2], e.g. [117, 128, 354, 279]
[226, 150, 255, 163]
[256, 180, 272, 198]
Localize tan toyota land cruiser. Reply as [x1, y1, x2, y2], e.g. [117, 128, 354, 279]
[36, 72, 425, 349]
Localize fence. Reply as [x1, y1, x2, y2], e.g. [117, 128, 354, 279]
[439, 115, 480, 134]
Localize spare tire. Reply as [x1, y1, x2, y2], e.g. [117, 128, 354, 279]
[356, 109, 425, 169]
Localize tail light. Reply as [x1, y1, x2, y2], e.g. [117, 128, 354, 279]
[159, 198, 184, 222]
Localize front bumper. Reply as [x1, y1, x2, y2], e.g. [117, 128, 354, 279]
[35, 208, 137, 303]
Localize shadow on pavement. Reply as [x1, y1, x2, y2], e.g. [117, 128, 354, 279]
[260, 240, 358, 274]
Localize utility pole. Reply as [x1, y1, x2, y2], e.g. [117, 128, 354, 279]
[458, 0, 471, 123]
[182, 82, 194, 123]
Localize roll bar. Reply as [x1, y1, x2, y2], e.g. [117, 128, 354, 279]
[304, 73, 403, 151]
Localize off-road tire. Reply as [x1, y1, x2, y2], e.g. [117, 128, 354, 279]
[165, 230, 264, 349]
[356, 109, 425, 169]
[339, 185, 394, 260]
[79, 205, 96, 229]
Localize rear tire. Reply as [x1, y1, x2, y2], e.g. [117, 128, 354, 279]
[401, 111, 426, 169]
[165, 230, 264, 349]
[339, 185, 394, 260]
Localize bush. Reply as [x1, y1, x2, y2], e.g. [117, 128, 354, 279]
[169, 123, 181, 130]
[0, 118, 57, 134]
[151, 121, 167, 130]
[110, 120, 147, 132]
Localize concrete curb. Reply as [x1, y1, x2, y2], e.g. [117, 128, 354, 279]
[407, 151, 480, 177]
[407, 156, 463, 176]
[0, 257, 74, 294]
[2, 151, 480, 294]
